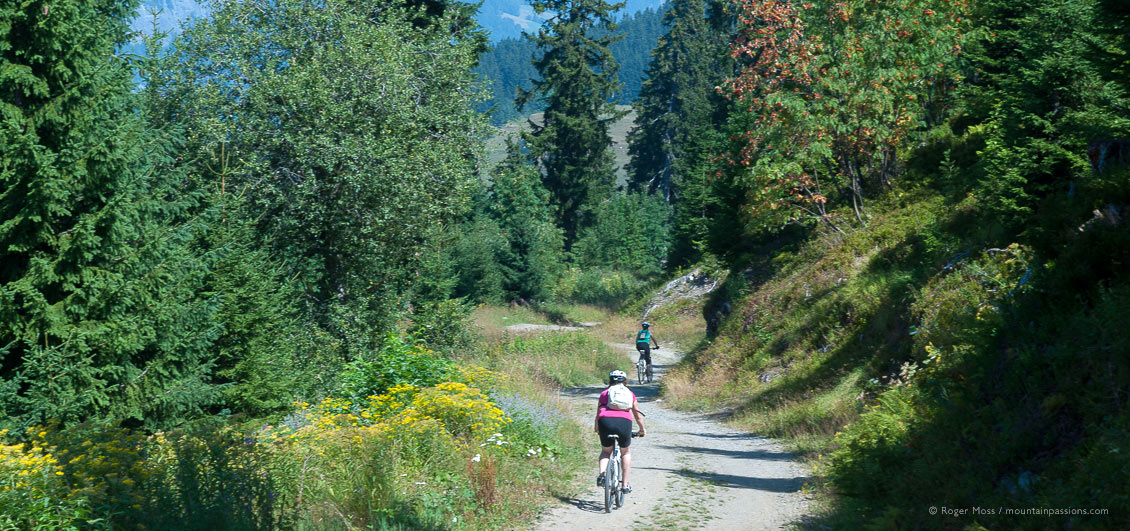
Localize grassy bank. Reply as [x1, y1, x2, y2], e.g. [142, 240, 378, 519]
[663, 188, 1130, 529]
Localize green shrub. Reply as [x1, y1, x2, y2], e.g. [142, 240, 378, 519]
[340, 335, 454, 399]
[551, 267, 650, 306]
[409, 298, 478, 355]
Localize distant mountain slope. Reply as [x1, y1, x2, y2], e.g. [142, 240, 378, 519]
[476, 5, 667, 125]
[481, 0, 665, 41]
[485, 106, 636, 184]
[134, 0, 665, 43]
[133, 0, 208, 34]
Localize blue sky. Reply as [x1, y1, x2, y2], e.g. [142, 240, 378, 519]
[135, 0, 666, 43]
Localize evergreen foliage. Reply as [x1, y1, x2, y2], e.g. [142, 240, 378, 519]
[519, 0, 628, 247]
[448, 138, 565, 303]
[476, 6, 668, 125]
[0, 0, 225, 431]
[573, 192, 672, 277]
[626, 0, 737, 266]
[960, 0, 1130, 228]
[627, 0, 730, 202]
[487, 139, 567, 299]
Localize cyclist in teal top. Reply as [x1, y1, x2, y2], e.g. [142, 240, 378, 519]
[635, 322, 659, 381]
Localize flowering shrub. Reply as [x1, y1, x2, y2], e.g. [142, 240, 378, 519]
[0, 360, 573, 529]
[0, 429, 83, 529]
[33, 421, 149, 519]
[408, 382, 509, 441]
[491, 392, 567, 453]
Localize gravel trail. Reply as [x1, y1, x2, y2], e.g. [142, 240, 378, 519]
[533, 340, 812, 530]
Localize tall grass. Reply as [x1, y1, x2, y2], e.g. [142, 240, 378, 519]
[468, 330, 630, 389]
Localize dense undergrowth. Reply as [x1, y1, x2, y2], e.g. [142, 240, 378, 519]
[664, 177, 1130, 528]
[0, 312, 626, 530]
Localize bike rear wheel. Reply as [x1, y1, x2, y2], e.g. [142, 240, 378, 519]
[637, 358, 646, 385]
[604, 457, 616, 512]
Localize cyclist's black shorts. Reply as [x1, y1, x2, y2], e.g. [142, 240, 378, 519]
[636, 342, 651, 363]
[597, 416, 632, 448]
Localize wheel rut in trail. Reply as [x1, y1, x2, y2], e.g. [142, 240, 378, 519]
[533, 339, 812, 530]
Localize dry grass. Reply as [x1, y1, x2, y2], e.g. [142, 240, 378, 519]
[470, 305, 550, 342]
[661, 353, 738, 409]
[588, 313, 640, 346]
[483, 106, 635, 186]
[469, 453, 498, 508]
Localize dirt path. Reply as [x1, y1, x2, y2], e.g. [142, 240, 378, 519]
[533, 341, 812, 530]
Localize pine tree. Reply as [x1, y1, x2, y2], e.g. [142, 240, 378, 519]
[518, 0, 627, 247]
[962, 0, 1130, 227]
[1091, 0, 1130, 93]
[0, 0, 221, 430]
[488, 138, 565, 299]
[627, 0, 730, 201]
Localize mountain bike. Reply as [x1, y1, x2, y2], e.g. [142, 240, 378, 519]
[603, 432, 640, 512]
[636, 346, 657, 384]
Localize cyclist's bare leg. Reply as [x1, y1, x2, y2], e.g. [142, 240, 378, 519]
[646, 361, 653, 379]
[620, 445, 632, 486]
[598, 445, 613, 475]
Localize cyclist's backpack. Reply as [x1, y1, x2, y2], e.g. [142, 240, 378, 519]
[607, 384, 633, 411]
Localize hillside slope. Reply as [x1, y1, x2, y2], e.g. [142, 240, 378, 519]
[484, 106, 636, 185]
[664, 189, 1130, 529]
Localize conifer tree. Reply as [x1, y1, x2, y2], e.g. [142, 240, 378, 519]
[0, 0, 221, 430]
[489, 138, 565, 299]
[518, 0, 627, 247]
[627, 0, 730, 202]
[626, 0, 740, 265]
[962, 0, 1130, 226]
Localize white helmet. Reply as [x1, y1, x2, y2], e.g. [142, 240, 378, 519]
[609, 370, 628, 384]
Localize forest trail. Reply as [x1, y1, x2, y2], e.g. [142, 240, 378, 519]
[528, 334, 812, 530]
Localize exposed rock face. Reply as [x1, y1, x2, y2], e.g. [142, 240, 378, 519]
[642, 267, 720, 319]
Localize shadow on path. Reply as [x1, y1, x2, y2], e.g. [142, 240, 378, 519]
[561, 384, 607, 399]
[655, 444, 798, 462]
[638, 467, 808, 493]
[692, 432, 754, 440]
[561, 381, 664, 402]
[553, 496, 606, 514]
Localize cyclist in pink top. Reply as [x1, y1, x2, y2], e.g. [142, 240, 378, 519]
[594, 370, 646, 492]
